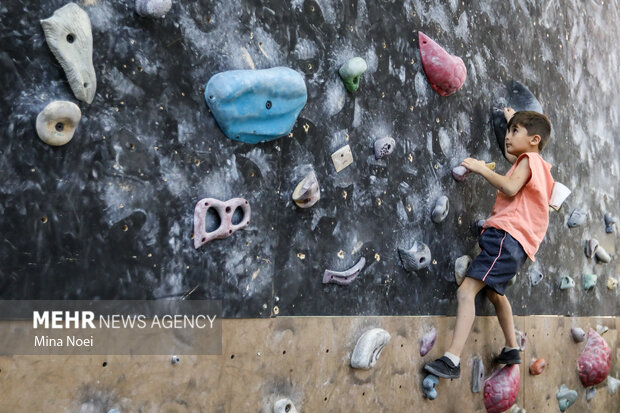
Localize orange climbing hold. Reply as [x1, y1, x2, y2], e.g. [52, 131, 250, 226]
[529, 358, 546, 375]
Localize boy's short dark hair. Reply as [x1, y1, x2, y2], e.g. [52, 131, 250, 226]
[507, 111, 551, 151]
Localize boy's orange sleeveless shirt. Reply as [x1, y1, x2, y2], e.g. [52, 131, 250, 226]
[483, 153, 554, 261]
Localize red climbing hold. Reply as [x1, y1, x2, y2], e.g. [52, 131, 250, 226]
[577, 328, 611, 387]
[418, 31, 467, 96]
[483, 365, 520, 413]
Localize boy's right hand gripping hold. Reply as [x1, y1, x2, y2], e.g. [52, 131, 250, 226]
[461, 158, 489, 175]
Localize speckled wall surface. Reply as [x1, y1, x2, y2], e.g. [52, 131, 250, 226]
[0, 0, 618, 317]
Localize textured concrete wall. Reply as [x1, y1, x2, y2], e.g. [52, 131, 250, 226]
[0, 316, 618, 412]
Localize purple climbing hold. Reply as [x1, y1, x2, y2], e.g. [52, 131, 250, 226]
[420, 328, 437, 356]
[472, 357, 485, 393]
[452, 165, 469, 181]
[604, 213, 616, 233]
[571, 327, 586, 343]
[322, 257, 366, 285]
[567, 209, 586, 228]
[193, 198, 251, 249]
[431, 195, 449, 223]
[374, 137, 396, 160]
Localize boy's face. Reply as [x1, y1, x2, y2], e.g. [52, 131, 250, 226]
[505, 123, 540, 155]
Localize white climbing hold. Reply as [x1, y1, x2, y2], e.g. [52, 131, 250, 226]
[331, 145, 353, 172]
[36, 101, 81, 146]
[40, 3, 97, 103]
[608, 376, 620, 395]
[292, 170, 320, 208]
[596, 324, 609, 335]
[350, 328, 391, 369]
[274, 398, 298, 413]
[594, 246, 611, 263]
[549, 182, 571, 211]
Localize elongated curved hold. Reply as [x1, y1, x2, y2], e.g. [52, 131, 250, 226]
[398, 241, 431, 272]
[274, 398, 298, 413]
[193, 198, 251, 248]
[529, 358, 546, 375]
[35, 101, 81, 146]
[608, 376, 620, 395]
[204, 67, 307, 144]
[322, 257, 366, 285]
[418, 32, 466, 96]
[491, 81, 543, 162]
[135, 0, 172, 18]
[607, 277, 618, 290]
[455, 255, 472, 286]
[583, 273, 597, 290]
[339, 57, 367, 92]
[41, 3, 96, 103]
[374, 137, 395, 160]
[571, 327, 585, 343]
[515, 329, 527, 351]
[604, 212, 617, 233]
[567, 209, 586, 228]
[483, 364, 520, 413]
[577, 328, 611, 387]
[556, 385, 578, 411]
[431, 195, 449, 223]
[420, 328, 437, 356]
[471, 357, 485, 393]
[422, 374, 439, 400]
[549, 182, 571, 210]
[528, 268, 543, 286]
[594, 246, 611, 263]
[350, 328, 391, 369]
[584, 239, 599, 258]
[292, 171, 320, 208]
[559, 275, 575, 290]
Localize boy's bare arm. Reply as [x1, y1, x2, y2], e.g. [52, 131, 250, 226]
[461, 157, 531, 197]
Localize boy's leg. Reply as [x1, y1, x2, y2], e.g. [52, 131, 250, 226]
[486, 288, 521, 364]
[424, 277, 486, 378]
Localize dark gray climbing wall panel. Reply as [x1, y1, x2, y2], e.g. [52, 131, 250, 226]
[0, 0, 618, 317]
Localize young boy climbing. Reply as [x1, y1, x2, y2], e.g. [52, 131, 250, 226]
[424, 108, 554, 379]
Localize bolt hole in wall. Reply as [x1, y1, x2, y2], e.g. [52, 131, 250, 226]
[66, 33, 74, 43]
[102, 361, 107, 367]
[55, 122, 63, 131]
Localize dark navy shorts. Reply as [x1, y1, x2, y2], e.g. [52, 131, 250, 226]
[466, 227, 527, 295]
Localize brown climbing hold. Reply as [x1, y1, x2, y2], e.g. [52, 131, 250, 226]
[529, 358, 546, 375]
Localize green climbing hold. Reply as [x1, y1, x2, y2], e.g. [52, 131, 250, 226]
[560, 275, 575, 290]
[583, 273, 598, 290]
[339, 57, 367, 92]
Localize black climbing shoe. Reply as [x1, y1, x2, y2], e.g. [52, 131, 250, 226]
[494, 348, 521, 365]
[424, 356, 460, 379]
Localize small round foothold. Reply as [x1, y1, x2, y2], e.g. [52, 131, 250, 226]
[36, 101, 82, 146]
[431, 195, 449, 223]
[373, 137, 396, 160]
[135, 0, 172, 18]
[171, 355, 180, 365]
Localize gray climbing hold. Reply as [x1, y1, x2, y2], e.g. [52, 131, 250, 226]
[556, 384, 578, 412]
[292, 171, 320, 208]
[584, 239, 599, 258]
[171, 355, 180, 365]
[509, 405, 526, 413]
[608, 376, 620, 395]
[596, 324, 608, 336]
[586, 387, 596, 401]
[560, 275, 575, 290]
[322, 257, 366, 285]
[474, 219, 486, 235]
[471, 357, 485, 393]
[420, 328, 437, 356]
[455, 255, 472, 286]
[583, 273, 598, 290]
[274, 398, 298, 413]
[452, 165, 469, 181]
[398, 241, 431, 272]
[350, 328, 391, 369]
[339, 57, 367, 92]
[431, 195, 449, 223]
[571, 327, 586, 343]
[40, 3, 97, 104]
[604, 213, 617, 233]
[107, 410, 121, 413]
[136, 0, 172, 18]
[374, 137, 395, 160]
[567, 209, 586, 228]
[594, 246, 611, 263]
[515, 329, 526, 351]
[36, 101, 82, 146]
[422, 374, 439, 400]
[528, 268, 543, 286]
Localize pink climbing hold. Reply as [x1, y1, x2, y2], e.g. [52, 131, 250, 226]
[420, 328, 437, 356]
[418, 31, 467, 96]
[483, 365, 520, 413]
[577, 328, 611, 387]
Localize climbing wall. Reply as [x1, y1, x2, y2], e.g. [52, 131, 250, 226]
[1, 0, 618, 318]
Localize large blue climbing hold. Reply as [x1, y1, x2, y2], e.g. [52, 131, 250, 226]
[204, 67, 307, 144]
